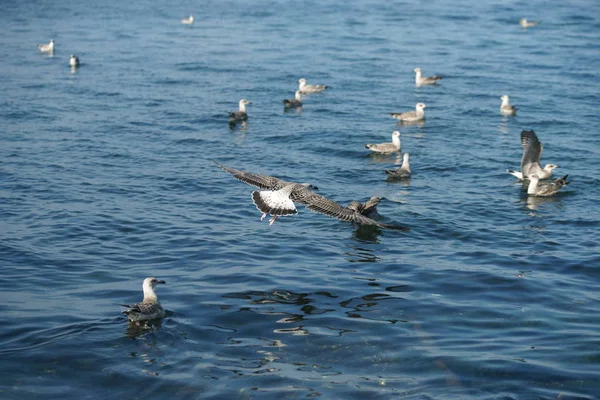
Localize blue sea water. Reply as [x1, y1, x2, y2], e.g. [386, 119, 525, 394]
[1, 0, 600, 398]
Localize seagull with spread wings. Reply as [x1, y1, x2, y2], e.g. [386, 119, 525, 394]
[507, 130, 558, 180]
[215, 161, 407, 230]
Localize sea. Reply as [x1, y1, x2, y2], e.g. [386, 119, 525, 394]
[1, 0, 599, 398]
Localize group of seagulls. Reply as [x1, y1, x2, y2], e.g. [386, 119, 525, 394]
[37, 38, 80, 69]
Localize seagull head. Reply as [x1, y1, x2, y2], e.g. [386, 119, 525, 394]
[240, 99, 252, 105]
[544, 164, 559, 172]
[143, 277, 166, 289]
[416, 103, 426, 110]
[500, 95, 509, 101]
[392, 131, 401, 138]
[298, 78, 307, 85]
[413, 67, 422, 73]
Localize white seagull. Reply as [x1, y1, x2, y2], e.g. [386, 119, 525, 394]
[519, 19, 540, 28]
[527, 174, 569, 196]
[365, 131, 401, 153]
[38, 39, 54, 53]
[385, 153, 411, 180]
[507, 130, 558, 180]
[120, 277, 167, 322]
[500, 95, 518, 116]
[414, 67, 442, 86]
[390, 103, 426, 122]
[215, 161, 408, 230]
[229, 99, 252, 125]
[69, 54, 79, 67]
[283, 91, 303, 108]
[181, 15, 194, 24]
[298, 78, 328, 94]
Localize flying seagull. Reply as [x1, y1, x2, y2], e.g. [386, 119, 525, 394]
[120, 277, 167, 322]
[527, 174, 569, 196]
[390, 103, 426, 122]
[365, 131, 401, 153]
[215, 161, 407, 230]
[298, 78, 328, 94]
[507, 130, 558, 180]
[385, 153, 411, 180]
[414, 67, 442, 86]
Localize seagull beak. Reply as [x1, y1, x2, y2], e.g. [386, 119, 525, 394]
[158, 280, 166, 284]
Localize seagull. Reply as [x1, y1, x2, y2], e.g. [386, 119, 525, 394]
[229, 99, 252, 125]
[519, 18, 540, 28]
[385, 153, 411, 180]
[365, 131, 401, 153]
[283, 91, 303, 108]
[390, 103, 426, 122]
[414, 67, 442, 86]
[500, 95, 518, 116]
[38, 39, 54, 53]
[120, 277, 167, 322]
[347, 196, 382, 218]
[527, 174, 569, 196]
[298, 78, 328, 94]
[181, 15, 194, 24]
[69, 54, 79, 67]
[507, 130, 558, 180]
[214, 161, 408, 230]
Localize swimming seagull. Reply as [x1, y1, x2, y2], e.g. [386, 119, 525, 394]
[181, 15, 194, 24]
[214, 161, 408, 230]
[229, 99, 252, 125]
[385, 153, 411, 180]
[38, 39, 54, 53]
[500, 95, 517, 116]
[283, 91, 303, 108]
[365, 131, 401, 153]
[390, 103, 426, 122]
[527, 174, 569, 196]
[298, 78, 328, 94]
[69, 54, 80, 67]
[120, 277, 167, 322]
[507, 130, 558, 180]
[519, 19, 540, 28]
[414, 67, 442, 86]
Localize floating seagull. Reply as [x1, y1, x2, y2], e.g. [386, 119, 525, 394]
[215, 161, 408, 230]
[519, 18, 540, 28]
[390, 103, 426, 122]
[229, 99, 252, 125]
[181, 15, 194, 24]
[120, 277, 167, 322]
[385, 153, 411, 180]
[507, 130, 558, 180]
[283, 91, 303, 108]
[414, 67, 442, 86]
[298, 78, 328, 94]
[365, 131, 401, 153]
[69, 54, 79, 67]
[527, 174, 569, 196]
[500, 95, 517, 116]
[38, 39, 54, 53]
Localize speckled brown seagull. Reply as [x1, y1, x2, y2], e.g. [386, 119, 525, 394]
[215, 161, 407, 230]
[527, 174, 570, 196]
[120, 277, 166, 322]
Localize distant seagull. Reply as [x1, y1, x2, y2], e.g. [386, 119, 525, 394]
[390, 103, 426, 122]
[414, 67, 442, 86]
[298, 78, 328, 94]
[214, 161, 408, 230]
[527, 174, 569, 196]
[69, 54, 79, 67]
[229, 99, 252, 125]
[365, 131, 401, 153]
[181, 15, 194, 24]
[38, 39, 54, 53]
[519, 18, 540, 28]
[120, 277, 167, 322]
[283, 90, 303, 108]
[385, 153, 411, 180]
[500, 95, 518, 116]
[507, 130, 558, 180]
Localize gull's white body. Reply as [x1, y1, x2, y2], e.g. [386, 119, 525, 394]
[365, 131, 401, 153]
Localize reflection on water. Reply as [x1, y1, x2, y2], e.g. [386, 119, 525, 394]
[367, 152, 402, 164]
[524, 194, 564, 210]
[124, 318, 163, 338]
[396, 120, 425, 128]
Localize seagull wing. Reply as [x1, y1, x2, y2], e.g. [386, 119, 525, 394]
[214, 161, 287, 189]
[120, 302, 161, 315]
[520, 130, 544, 176]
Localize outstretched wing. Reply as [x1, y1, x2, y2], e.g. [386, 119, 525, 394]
[304, 193, 408, 231]
[520, 130, 543, 176]
[214, 161, 287, 190]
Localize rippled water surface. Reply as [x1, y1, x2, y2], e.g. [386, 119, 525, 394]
[1, 0, 600, 398]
